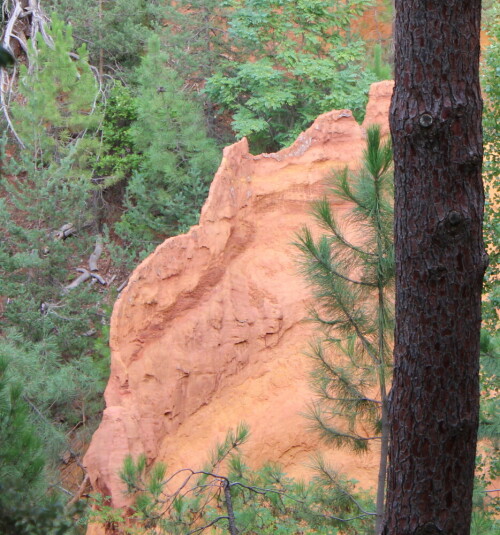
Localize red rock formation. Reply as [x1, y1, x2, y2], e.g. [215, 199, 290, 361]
[84, 82, 394, 517]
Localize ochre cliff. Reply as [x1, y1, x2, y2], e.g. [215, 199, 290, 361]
[84, 81, 394, 516]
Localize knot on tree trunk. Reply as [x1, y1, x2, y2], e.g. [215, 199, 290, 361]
[415, 522, 443, 535]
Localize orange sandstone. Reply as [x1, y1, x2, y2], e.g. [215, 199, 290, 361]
[84, 81, 395, 513]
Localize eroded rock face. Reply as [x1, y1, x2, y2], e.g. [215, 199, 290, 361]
[83, 81, 394, 510]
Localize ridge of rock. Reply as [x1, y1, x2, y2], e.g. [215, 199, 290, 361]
[83, 81, 394, 511]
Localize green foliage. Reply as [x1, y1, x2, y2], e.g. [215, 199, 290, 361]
[473, 453, 499, 535]
[0, 15, 110, 498]
[94, 83, 141, 187]
[47, 0, 163, 79]
[296, 126, 393, 529]
[369, 44, 392, 81]
[205, 0, 376, 152]
[0, 357, 78, 534]
[0, 493, 75, 535]
[11, 15, 101, 165]
[472, 330, 500, 534]
[479, 331, 500, 446]
[90, 425, 375, 534]
[0, 357, 46, 499]
[296, 126, 393, 453]
[482, 3, 500, 332]
[115, 35, 220, 250]
[470, 510, 499, 535]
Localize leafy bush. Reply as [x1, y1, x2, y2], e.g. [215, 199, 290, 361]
[94, 82, 141, 187]
[115, 36, 220, 250]
[205, 0, 376, 152]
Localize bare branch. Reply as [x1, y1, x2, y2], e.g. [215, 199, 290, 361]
[0, 68, 25, 148]
[186, 516, 230, 535]
[66, 474, 90, 508]
[63, 268, 91, 292]
[88, 235, 103, 271]
[117, 278, 129, 293]
[53, 223, 76, 240]
[89, 272, 106, 285]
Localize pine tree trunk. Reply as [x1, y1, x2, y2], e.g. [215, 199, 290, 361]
[383, 2, 486, 534]
[375, 397, 389, 534]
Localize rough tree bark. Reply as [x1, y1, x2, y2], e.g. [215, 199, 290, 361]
[383, 1, 487, 534]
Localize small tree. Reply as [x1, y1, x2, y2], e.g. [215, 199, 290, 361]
[0, 356, 76, 535]
[93, 82, 141, 188]
[115, 35, 220, 251]
[0, 356, 46, 501]
[11, 15, 101, 165]
[160, 0, 232, 142]
[296, 125, 394, 532]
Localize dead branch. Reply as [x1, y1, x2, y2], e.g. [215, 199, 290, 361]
[117, 278, 129, 293]
[88, 235, 103, 271]
[53, 223, 76, 240]
[0, 1, 87, 147]
[2, 1, 23, 50]
[89, 271, 106, 285]
[0, 67, 25, 147]
[82, 329, 97, 337]
[63, 268, 91, 292]
[26, 0, 53, 49]
[66, 473, 90, 508]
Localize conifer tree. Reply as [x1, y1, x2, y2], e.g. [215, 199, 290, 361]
[93, 82, 140, 187]
[0, 15, 108, 483]
[11, 15, 101, 165]
[0, 356, 75, 535]
[161, 0, 228, 84]
[296, 125, 394, 532]
[115, 35, 220, 250]
[160, 0, 231, 141]
[384, 0, 485, 531]
[0, 356, 46, 501]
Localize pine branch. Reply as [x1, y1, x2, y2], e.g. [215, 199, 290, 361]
[311, 197, 377, 258]
[301, 231, 377, 287]
[186, 515, 230, 535]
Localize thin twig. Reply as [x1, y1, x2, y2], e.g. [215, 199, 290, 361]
[186, 515, 230, 535]
[117, 278, 129, 293]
